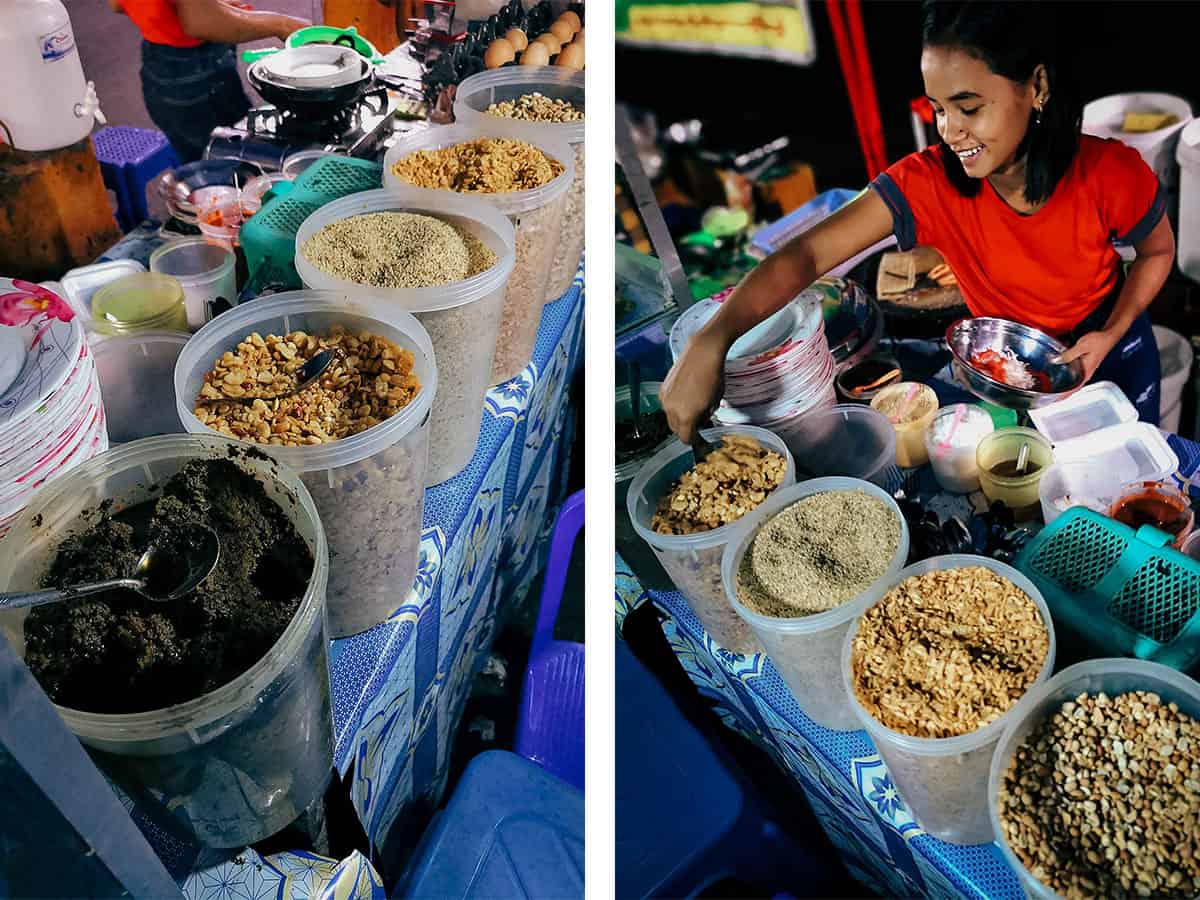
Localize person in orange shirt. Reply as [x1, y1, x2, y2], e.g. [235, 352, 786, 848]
[662, 0, 1176, 437]
[109, 0, 310, 161]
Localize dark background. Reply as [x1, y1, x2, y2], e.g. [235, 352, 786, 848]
[616, 0, 1200, 191]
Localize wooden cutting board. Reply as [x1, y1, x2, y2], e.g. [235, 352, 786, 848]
[0, 138, 121, 282]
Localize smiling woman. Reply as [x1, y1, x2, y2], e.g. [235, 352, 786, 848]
[659, 0, 1176, 443]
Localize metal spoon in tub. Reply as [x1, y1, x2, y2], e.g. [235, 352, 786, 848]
[0, 524, 221, 610]
[224, 348, 339, 403]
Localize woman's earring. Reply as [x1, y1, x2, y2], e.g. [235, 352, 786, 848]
[1034, 106, 1043, 126]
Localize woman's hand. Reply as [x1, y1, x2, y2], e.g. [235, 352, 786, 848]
[660, 328, 728, 444]
[1059, 328, 1120, 382]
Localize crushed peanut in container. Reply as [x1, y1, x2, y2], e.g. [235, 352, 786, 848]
[390, 138, 564, 193]
[651, 435, 786, 535]
[486, 92, 583, 123]
[999, 691, 1200, 900]
[299, 211, 496, 289]
[194, 327, 420, 446]
[851, 566, 1049, 738]
[737, 491, 901, 617]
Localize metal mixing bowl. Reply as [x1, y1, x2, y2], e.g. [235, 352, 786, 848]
[946, 317, 1085, 410]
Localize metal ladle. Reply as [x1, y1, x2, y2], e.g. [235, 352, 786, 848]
[0, 525, 221, 611]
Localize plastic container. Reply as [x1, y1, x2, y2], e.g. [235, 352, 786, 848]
[149, 238, 237, 331]
[616, 382, 673, 590]
[870, 382, 939, 468]
[383, 123, 574, 383]
[976, 427, 1054, 521]
[774, 403, 897, 487]
[453, 68, 585, 301]
[1183, 529, 1200, 561]
[843, 555, 1056, 845]
[92, 331, 188, 444]
[294, 188, 515, 485]
[626, 425, 796, 654]
[988, 658, 1200, 900]
[196, 196, 243, 247]
[1109, 480, 1195, 550]
[722, 478, 910, 730]
[1027, 380, 1137, 444]
[1083, 92, 1193, 188]
[60, 259, 145, 322]
[1178, 118, 1200, 282]
[175, 291, 437, 637]
[924, 404, 995, 493]
[1049, 421, 1177, 486]
[90, 272, 188, 336]
[0, 434, 332, 849]
[1154, 325, 1194, 434]
[1037, 460, 1121, 525]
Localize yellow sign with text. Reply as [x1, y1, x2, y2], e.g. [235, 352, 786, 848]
[625, 2, 814, 61]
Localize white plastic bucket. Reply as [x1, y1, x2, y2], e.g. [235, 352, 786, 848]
[1083, 92, 1193, 188]
[1154, 324, 1194, 435]
[1177, 118, 1200, 281]
[149, 238, 238, 331]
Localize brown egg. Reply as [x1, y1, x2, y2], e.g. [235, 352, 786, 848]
[555, 42, 583, 70]
[549, 19, 574, 43]
[484, 38, 515, 69]
[558, 11, 582, 32]
[534, 32, 562, 53]
[520, 42, 551, 66]
[504, 27, 528, 51]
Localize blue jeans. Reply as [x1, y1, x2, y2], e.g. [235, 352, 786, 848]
[1066, 274, 1162, 426]
[140, 41, 250, 163]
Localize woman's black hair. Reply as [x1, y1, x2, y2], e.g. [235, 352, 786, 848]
[921, 0, 1082, 204]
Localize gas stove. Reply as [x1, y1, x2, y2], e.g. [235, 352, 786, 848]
[205, 89, 400, 172]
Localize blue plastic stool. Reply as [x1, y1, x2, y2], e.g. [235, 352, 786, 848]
[616, 640, 836, 899]
[397, 750, 583, 899]
[92, 127, 179, 231]
[515, 490, 584, 789]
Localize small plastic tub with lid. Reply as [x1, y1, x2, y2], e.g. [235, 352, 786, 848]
[90, 272, 188, 336]
[1108, 480, 1195, 549]
[383, 123, 574, 383]
[149, 238, 237, 331]
[0, 434, 332, 849]
[870, 382, 939, 468]
[92, 331, 189, 444]
[1037, 460, 1121, 525]
[924, 403, 994, 493]
[294, 188, 516, 486]
[774, 403, 897, 487]
[454, 68, 585, 301]
[722, 477, 909, 730]
[626, 425, 796, 654]
[843, 555, 1056, 844]
[977, 427, 1054, 521]
[1026, 379, 1137, 443]
[175, 291, 437, 638]
[988, 658, 1200, 899]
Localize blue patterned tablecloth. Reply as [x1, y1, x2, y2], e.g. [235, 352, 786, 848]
[616, 424, 1200, 900]
[91, 230, 584, 897]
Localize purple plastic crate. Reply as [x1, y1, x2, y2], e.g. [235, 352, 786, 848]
[92, 126, 179, 230]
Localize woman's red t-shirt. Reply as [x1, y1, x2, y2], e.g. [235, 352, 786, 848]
[869, 135, 1163, 335]
[121, 0, 203, 48]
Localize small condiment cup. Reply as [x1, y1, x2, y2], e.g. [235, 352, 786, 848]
[1108, 480, 1194, 549]
[976, 427, 1053, 521]
[871, 382, 939, 468]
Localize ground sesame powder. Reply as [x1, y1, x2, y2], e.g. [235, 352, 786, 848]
[300, 211, 496, 289]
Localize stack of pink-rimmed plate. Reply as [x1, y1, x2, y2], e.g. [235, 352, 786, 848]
[669, 283, 838, 433]
[0, 279, 107, 540]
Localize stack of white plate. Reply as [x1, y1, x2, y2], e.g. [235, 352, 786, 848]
[0, 279, 107, 539]
[669, 283, 838, 434]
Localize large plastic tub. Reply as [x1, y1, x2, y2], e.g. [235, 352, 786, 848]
[0, 434, 332, 848]
[722, 478, 909, 730]
[294, 188, 514, 486]
[453, 68, 585, 301]
[988, 658, 1200, 900]
[149, 237, 237, 330]
[842, 555, 1056, 845]
[1083, 92, 1193, 188]
[382, 123, 574, 383]
[626, 425, 796, 654]
[175, 291, 436, 637]
[92, 331, 188, 444]
[1178, 119, 1200, 282]
[775, 403, 897, 486]
[1154, 324, 1194, 434]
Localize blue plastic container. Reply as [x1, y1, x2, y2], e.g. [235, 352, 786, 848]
[397, 750, 583, 899]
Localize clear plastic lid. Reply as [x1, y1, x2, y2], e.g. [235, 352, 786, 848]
[1027, 380, 1137, 443]
[1050, 421, 1178, 485]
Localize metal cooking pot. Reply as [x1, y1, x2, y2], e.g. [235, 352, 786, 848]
[254, 44, 365, 89]
[247, 55, 375, 117]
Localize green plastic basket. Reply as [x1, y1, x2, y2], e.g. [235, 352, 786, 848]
[239, 156, 383, 289]
[1014, 507, 1200, 671]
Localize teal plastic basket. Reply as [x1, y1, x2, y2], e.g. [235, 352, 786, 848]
[1014, 507, 1200, 671]
[240, 156, 383, 289]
